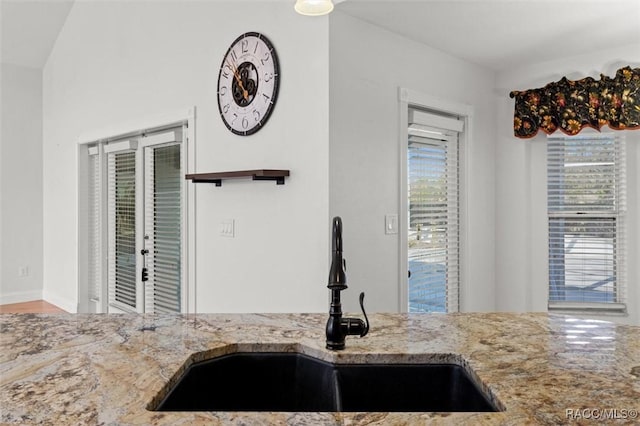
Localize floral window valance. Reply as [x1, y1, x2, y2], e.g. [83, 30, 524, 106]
[510, 66, 640, 139]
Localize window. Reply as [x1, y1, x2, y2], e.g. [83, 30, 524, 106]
[407, 108, 463, 313]
[546, 134, 626, 312]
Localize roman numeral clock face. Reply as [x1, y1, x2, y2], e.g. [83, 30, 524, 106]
[217, 32, 280, 136]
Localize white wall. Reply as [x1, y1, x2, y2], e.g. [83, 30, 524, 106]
[495, 44, 640, 325]
[329, 12, 497, 313]
[43, 1, 330, 313]
[0, 67, 2, 301]
[40, 2, 639, 319]
[0, 63, 44, 304]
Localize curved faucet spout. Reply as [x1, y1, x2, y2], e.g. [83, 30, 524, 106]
[328, 217, 347, 290]
[332, 216, 343, 254]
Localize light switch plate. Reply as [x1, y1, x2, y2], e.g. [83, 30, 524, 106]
[385, 214, 398, 235]
[220, 219, 235, 237]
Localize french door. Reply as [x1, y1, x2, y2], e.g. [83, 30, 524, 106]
[406, 108, 462, 313]
[88, 127, 184, 314]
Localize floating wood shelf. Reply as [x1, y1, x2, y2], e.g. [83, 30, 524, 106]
[185, 169, 290, 187]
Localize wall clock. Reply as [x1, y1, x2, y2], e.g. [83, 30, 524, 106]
[217, 32, 280, 136]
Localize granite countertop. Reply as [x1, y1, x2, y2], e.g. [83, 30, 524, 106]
[1, 312, 639, 425]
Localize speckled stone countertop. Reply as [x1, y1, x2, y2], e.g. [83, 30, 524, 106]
[1, 312, 639, 425]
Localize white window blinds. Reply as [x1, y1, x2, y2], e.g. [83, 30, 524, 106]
[547, 135, 626, 312]
[88, 146, 102, 308]
[144, 142, 182, 313]
[107, 149, 138, 311]
[407, 108, 462, 313]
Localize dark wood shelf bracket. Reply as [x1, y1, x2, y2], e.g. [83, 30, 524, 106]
[185, 169, 290, 187]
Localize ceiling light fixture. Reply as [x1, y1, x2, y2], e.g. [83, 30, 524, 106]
[294, 0, 334, 16]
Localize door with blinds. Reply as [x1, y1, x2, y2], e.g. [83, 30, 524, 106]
[142, 141, 182, 313]
[407, 108, 462, 313]
[107, 145, 140, 312]
[87, 127, 184, 314]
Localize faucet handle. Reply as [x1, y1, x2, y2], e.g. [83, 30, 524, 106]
[358, 292, 369, 337]
[340, 293, 370, 338]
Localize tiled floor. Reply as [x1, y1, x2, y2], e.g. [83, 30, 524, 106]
[0, 300, 67, 314]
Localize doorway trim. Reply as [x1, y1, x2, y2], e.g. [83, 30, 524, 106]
[398, 88, 473, 313]
[77, 107, 196, 313]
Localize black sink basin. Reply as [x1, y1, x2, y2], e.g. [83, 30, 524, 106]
[154, 352, 500, 412]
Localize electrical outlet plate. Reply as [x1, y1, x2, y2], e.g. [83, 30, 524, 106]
[220, 219, 235, 237]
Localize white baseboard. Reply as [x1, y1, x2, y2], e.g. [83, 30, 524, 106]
[0, 290, 44, 305]
[42, 290, 77, 313]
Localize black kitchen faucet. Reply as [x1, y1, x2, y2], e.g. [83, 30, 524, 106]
[325, 216, 369, 350]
